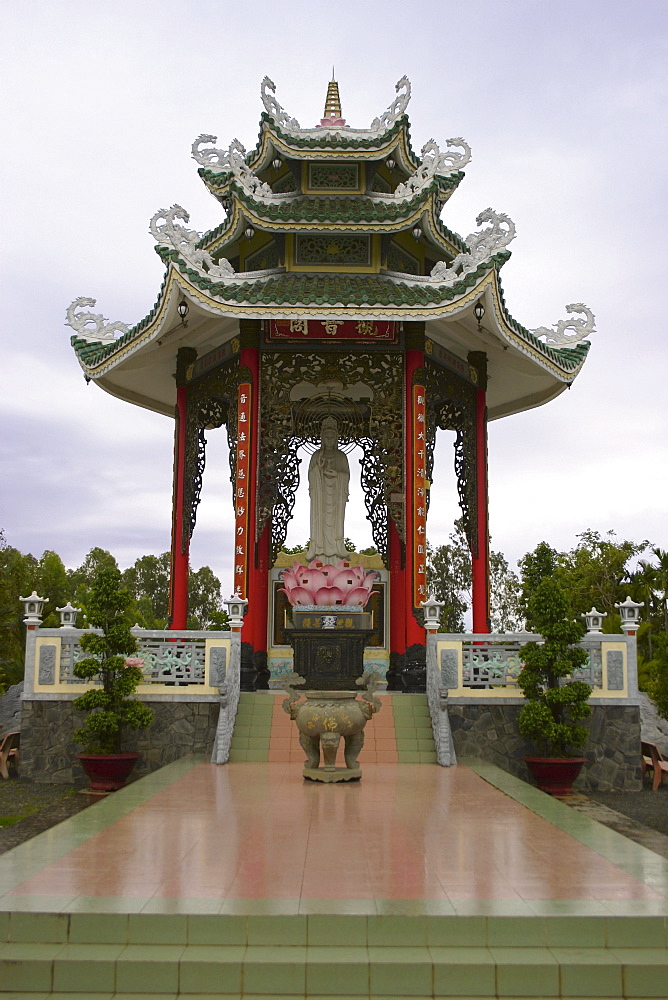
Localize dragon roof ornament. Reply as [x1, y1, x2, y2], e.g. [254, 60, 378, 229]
[191, 135, 274, 199]
[370, 75, 412, 131]
[256, 74, 412, 138]
[149, 205, 235, 280]
[390, 137, 471, 201]
[531, 303, 595, 347]
[66, 297, 128, 344]
[428, 209, 516, 286]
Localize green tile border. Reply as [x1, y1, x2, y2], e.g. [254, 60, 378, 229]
[467, 759, 668, 907]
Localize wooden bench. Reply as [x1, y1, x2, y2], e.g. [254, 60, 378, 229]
[0, 731, 20, 780]
[641, 739, 668, 791]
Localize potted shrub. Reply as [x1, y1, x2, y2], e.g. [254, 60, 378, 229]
[73, 566, 153, 791]
[518, 574, 592, 795]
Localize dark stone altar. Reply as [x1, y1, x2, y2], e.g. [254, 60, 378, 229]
[289, 608, 372, 690]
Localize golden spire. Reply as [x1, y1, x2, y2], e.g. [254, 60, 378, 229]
[323, 70, 342, 120]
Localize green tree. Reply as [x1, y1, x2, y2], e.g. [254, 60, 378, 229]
[426, 522, 471, 632]
[187, 565, 224, 629]
[122, 553, 170, 628]
[489, 550, 522, 632]
[37, 550, 70, 627]
[72, 566, 153, 754]
[0, 533, 39, 688]
[517, 553, 591, 757]
[554, 529, 647, 624]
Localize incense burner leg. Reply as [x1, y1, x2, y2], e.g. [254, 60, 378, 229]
[320, 732, 341, 770]
[344, 730, 364, 770]
[299, 732, 321, 769]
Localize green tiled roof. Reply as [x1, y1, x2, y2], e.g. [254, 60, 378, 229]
[71, 250, 589, 376]
[198, 180, 462, 227]
[250, 113, 412, 157]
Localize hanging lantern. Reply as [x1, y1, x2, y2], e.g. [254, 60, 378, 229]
[474, 301, 485, 327]
[412, 224, 422, 240]
[177, 298, 189, 326]
[272, 157, 282, 171]
[386, 156, 395, 171]
[244, 224, 255, 241]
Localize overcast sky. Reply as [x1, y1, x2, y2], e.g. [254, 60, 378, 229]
[1, 0, 667, 593]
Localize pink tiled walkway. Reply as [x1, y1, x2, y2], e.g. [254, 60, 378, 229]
[8, 762, 664, 904]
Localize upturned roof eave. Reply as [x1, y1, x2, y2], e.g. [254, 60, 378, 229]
[71, 256, 589, 390]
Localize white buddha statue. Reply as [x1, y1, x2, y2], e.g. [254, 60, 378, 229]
[306, 416, 350, 563]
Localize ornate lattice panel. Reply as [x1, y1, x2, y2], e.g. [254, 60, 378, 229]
[245, 240, 279, 271]
[386, 242, 421, 275]
[308, 163, 359, 190]
[259, 351, 404, 564]
[183, 360, 249, 549]
[424, 359, 478, 555]
[295, 235, 370, 267]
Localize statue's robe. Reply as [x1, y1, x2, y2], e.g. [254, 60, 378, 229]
[306, 446, 350, 562]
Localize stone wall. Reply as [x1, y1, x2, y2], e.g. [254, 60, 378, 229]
[448, 703, 642, 791]
[19, 700, 219, 784]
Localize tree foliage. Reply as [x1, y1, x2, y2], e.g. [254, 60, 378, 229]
[517, 550, 591, 756]
[72, 566, 153, 754]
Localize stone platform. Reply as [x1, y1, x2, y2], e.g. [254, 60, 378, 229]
[0, 756, 667, 996]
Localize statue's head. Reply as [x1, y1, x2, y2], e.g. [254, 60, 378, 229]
[321, 416, 338, 448]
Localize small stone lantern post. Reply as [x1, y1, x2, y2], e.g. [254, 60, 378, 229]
[581, 607, 607, 634]
[615, 596, 644, 636]
[224, 593, 248, 631]
[421, 595, 446, 632]
[56, 602, 81, 629]
[19, 592, 47, 627]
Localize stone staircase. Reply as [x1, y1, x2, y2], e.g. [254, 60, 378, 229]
[228, 691, 438, 764]
[1, 910, 667, 996]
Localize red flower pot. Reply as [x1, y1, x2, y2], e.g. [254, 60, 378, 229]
[76, 752, 141, 792]
[523, 756, 587, 796]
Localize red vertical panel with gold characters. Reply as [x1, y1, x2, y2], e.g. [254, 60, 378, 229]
[412, 384, 428, 607]
[233, 383, 251, 597]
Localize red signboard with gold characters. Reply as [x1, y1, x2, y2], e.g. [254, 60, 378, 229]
[412, 385, 428, 607]
[268, 319, 396, 342]
[233, 383, 251, 597]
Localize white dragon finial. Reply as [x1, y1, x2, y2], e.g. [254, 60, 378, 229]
[429, 208, 516, 285]
[532, 303, 596, 347]
[393, 137, 471, 200]
[191, 134, 273, 198]
[260, 76, 301, 130]
[149, 205, 235, 279]
[371, 75, 412, 131]
[65, 297, 128, 344]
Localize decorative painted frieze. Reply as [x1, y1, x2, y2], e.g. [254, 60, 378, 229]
[149, 205, 235, 279]
[531, 303, 596, 347]
[65, 297, 129, 344]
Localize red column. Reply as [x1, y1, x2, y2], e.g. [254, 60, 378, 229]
[404, 327, 426, 650]
[238, 321, 269, 654]
[169, 347, 197, 629]
[389, 520, 405, 655]
[470, 352, 490, 633]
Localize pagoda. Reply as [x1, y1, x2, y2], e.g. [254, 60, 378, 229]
[66, 75, 594, 691]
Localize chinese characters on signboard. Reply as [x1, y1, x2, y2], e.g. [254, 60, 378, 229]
[268, 319, 396, 342]
[413, 385, 427, 607]
[234, 383, 251, 596]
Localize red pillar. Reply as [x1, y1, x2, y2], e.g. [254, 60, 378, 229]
[469, 352, 490, 633]
[389, 520, 405, 656]
[238, 320, 269, 656]
[169, 347, 197, 629]
[404, 325, 426, 650]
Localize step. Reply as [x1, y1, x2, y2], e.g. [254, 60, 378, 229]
[1, 912, 667, 997]
[229, 692, 437, 764]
